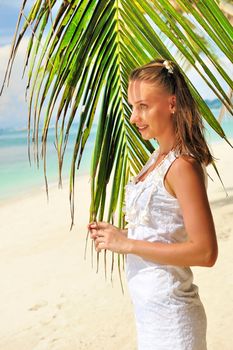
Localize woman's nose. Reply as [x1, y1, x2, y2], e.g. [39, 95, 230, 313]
[129, 109, 138, 124]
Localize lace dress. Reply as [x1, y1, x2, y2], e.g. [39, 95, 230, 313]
[124, 149, 207, 350]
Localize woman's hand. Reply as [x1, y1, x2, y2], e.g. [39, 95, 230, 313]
[87, 221, 130, 254]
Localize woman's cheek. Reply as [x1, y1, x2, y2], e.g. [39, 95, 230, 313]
[141, 109, 149, 119]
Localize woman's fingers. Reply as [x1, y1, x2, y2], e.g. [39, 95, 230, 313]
[90, 230, 105, 239]
[95, 236, 105, 244]
[88, 221, 109, 229]
[88, 223, 105, 239]
[87, 221, 111, 251]
[94, 238, 106, 252]
[89, 228, 97, 235]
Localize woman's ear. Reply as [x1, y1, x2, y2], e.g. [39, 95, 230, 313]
[169, 95, 176, 114]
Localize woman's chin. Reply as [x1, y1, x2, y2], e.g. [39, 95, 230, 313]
[140, 131, 152, 140]
[139, 128, 157, 140]
[138, 128, 151, 140]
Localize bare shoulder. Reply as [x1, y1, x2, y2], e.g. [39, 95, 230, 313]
[170, 155, 203, 178]
[166, 155, 206, 197]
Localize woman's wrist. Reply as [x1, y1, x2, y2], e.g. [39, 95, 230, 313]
[124, 238, 135, 254]
[121, 228, 128, 236]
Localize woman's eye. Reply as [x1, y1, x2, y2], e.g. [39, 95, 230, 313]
[140, 104, 147, 109]
[128, 103, 147, 111]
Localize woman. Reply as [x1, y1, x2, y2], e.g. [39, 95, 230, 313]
[88, 58, 218, 350]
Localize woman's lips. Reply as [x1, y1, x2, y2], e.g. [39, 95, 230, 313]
[137, 125, 148, 132]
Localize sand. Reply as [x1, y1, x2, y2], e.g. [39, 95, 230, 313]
[0, 140, 232, 350]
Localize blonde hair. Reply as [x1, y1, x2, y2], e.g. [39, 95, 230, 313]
[128, 58, 214, 165]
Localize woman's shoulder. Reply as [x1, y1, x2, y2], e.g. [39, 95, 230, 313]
[164, 153, 207, 200]
[174, 153, 200, 167]
[162, 151, 207, 198]
[168, 152, 206, 186]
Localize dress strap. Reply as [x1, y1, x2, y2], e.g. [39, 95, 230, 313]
[157, 150, 178, 179]
[134, 148, 159, 182]
[158, 151, 208, 189]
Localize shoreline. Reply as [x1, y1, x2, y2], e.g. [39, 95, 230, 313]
[1, 137, 232, 206]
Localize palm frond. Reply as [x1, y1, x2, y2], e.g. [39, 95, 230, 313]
[1, 0, 233, 280]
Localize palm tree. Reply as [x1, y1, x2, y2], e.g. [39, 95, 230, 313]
[1, 0, 232, 279]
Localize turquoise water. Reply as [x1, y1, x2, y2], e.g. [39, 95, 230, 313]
[0, 108, 232, 201]
[0, 125, 97, 200]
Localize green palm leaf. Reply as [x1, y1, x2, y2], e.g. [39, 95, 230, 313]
[1, 0, 232, 280]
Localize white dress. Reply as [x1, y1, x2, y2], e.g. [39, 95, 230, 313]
[124, 148, 207, 350]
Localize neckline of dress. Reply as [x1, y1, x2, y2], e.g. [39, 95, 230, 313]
[134, 148, 173, 185]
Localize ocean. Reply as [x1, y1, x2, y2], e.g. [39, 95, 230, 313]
[0, 108, 232, 201]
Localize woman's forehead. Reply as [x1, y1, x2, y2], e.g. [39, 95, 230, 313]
[127, 80, 164, 104]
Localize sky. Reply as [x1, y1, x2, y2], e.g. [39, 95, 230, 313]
[0, 1, 231, 129]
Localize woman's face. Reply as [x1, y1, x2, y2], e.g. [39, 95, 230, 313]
[127, 80, 176, 140]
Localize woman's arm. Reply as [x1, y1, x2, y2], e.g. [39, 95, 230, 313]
[89, 157, 218, 267]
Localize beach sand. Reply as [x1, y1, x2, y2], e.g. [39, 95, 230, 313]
[0, 140, 232, 350]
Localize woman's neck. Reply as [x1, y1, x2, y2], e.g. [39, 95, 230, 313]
[155, 132, 176, 155]
[157, 142, 175, 155]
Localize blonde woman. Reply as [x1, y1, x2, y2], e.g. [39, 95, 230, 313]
[88, 58, 218, 350]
